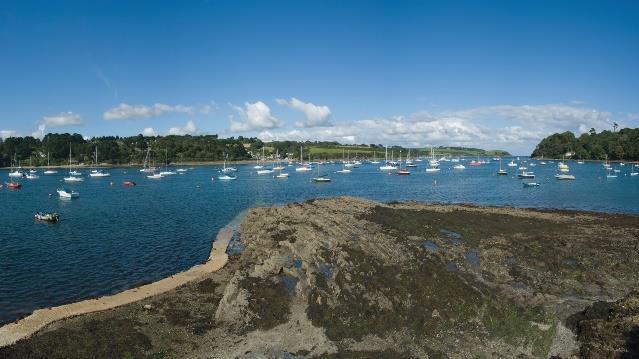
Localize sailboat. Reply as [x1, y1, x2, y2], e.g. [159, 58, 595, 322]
[221, 153, 237, 173]
[159, 149, 176, 176]
[272, 149, 285, 171]
[379, 146, 398, 171]
[23, 156, 38, 179]
[425, 147, 440, 172]
[497, 158, 508, 175]
[89, 146, 111, 177]
[370, 151, 380, 164]
[336, 149, 352, 174]
[312, 161, 331, 182]
[43, 152, 58, 175]
[8, 154, 24, 178]
[64, 145, 84, 182]
[296, 146, 312, 172]
[630, 164, 638, 176]
[253, 147, 265, 169]
[507, 159, 517, 167]
[139, 147, 157, 173]
[396, 151, 410, 175]
[406, 149, 417, 167]
[217, 155, 238, 180]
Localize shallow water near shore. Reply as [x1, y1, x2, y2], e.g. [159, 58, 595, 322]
[1, 158, 638, 324]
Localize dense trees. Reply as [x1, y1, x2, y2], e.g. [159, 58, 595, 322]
[0, 132, 510, 167]
[531, 128, 639, 160]
[0, 134, 252, 167]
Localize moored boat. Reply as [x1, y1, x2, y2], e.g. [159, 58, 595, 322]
[34, 212, 60, 222]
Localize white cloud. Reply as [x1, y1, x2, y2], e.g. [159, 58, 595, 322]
[142, 127, 157, 137]
[0, 130, 17, 139]
[275, 97, 332, 127]
[229, 101, 282, 132]
[32, 112, 83, 139]
[167, 120, 198, 136]
[256, 104, 617, 154]
[103, 103, 212, 120]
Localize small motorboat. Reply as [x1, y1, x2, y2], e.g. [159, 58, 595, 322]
[523, 182, 540, 187]
[396, 169, 411, 175]
[497, 169, 508, 175]
[6, 182, 21, 189]
[123, 181, 137, 187]
[69, 170, 82, 176]
[89, 170, 111, 177]
[453, 164, 465, 170]
[312, 176, 331, 182]
[43, 169, 58, 175]
[336, 169, 352, 174]
[177, 168, 188, 173]
[425, 167, 441, 172]
[64, 175, 84, 182]
[555, 174, 576, 180]
[57, 188, 79, 198]
[275, 173, 289, 179]
[25, 173, 39, 179]
[517, 171, 535, 179]
[217, 174, 237, 180]
[34, 212, 60, 222]
[147, 173, 163, 179]
[256, 169, 274, 175]
[507, 161, 517, 167]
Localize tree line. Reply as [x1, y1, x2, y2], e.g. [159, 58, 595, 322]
[0, 132, 511, 167]
[531, 127, 639, 160]
[0, 133, 251, 167]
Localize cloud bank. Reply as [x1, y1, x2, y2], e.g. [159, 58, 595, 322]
[32, 112, 84, 139]
[229, 101, 282, 132]
[275, 97, 332, 127]
[103, 103, 212, 120]
[168, 120, 198, 136]
[255, 104, 617, 154]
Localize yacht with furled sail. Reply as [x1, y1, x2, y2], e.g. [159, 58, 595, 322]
[296, 146, 312, 172]
[336, 149, 352, 174]
[43, 152, 58, 175]
[497, 158, 508, 175]
[221, 153, 237, 173]
[159, 149, 177, 176]
[272, 149, 285, 171]
[139, 147, 157, 173]
[425, 147, 440, 172]
[379, 146, 398, 171]
[64, 145, 84, 182]
[8, 154, 24, 178]
[89, 146, 111, 177]
[312, 161, 331, 182]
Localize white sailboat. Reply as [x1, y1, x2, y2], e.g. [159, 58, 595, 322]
[296, 146, 312, 172]
[253, 147, 265, 169]
[159, 149, 176, 176]
[425, 147, 440, 172]
[336, 149, 352, 174]
[89, 146, 111, 177]
[256, 148, 274, 174]
[630, 164, 638, 176]
[370, 151, 380, 164]
[8, 154, 24, 178]
[312, 161, 331, 182]
[497, 158, 508, 175]
[44, 152, 58, 175]
[379, 146, 398, 171]
[140, 147, 157, 173]
[64, 145, 84, 182]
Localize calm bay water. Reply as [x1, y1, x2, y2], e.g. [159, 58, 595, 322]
[1, 158, 638, 324]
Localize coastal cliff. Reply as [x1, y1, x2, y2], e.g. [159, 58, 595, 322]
[1, 197, 638, 358]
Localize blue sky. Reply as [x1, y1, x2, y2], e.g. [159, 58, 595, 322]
[1, 0, 638, 154]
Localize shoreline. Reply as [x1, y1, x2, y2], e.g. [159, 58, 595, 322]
[2, 157, 637, 170]
[0, 214, 242, 348]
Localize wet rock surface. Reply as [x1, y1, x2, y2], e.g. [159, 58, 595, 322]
[1, 197, 638, 358]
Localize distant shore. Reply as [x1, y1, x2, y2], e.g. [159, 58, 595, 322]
[2, 157, 637, 170]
